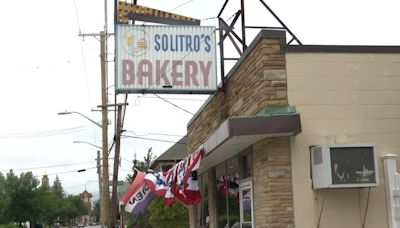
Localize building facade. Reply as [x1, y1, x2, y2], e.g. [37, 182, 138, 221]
[177, 30, 400, 227]
[79, 189, 93, 225]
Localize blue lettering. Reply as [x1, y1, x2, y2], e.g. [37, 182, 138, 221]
[153, 34, 212, 52]
[194, 35, 200, 52]
[162, 35, 168, 51]
[205, 36, 211, 52]
[170, 35, 176, 52]
[185, 35, 193, 51]
[154, 34, 161, 51]
[178, 35, 185, 51]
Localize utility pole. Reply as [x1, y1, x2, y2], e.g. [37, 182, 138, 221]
[96, 150, 103, 226]
[110, 104, 124, 228]
[78, 31, 111, 228]
[100, 31, 110, 228]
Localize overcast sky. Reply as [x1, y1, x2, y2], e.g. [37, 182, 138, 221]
[0, 0, 399, 198]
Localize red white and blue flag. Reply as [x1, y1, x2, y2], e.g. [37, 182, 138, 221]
[120, 145, 205, 213]
[120, 170, 155, 215]
[120, 171, 146, 205]
[125, 181, 155, 215]
[144, 171, 167, 196]
[163, 145, 204, 206]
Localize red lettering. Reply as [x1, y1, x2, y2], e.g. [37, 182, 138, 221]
[120, 59, 213, 89]
[171, 60, 183, 86]
[199, 61, 211, 86]
[122, 60, 134, 85]
[137, 60, 152, 86]
[185, 61, 198, 86]
[156, 60, 171, 86]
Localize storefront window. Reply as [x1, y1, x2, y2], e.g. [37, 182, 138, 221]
[215, 157, 240, 228]
[241, 151, 252, 179]
[197, 172, 209, 227]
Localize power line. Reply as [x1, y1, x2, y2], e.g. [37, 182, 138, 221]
[34, 166, 97, 178]
[168, 0, 195, 12]
[2, 161, 96, 173]
[122, 135, 187, 144]
[153, 94, 195, 115]
[0, 125, 92, 139]
[73, 0, 82, 34]
[137, 95, 207, 102]
[124, 130, 184, 137]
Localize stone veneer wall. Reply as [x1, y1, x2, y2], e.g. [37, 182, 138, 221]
[187, 31, 288, 152]
[253, 137, 294, 228]
[187, 30, 294, 228]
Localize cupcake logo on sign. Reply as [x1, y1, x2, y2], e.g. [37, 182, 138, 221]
[122, 28, 149, 57]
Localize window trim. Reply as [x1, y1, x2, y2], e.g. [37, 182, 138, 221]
[239, 180, 254, 228]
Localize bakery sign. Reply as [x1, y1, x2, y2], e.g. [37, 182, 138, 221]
[115, 24, 217, 94]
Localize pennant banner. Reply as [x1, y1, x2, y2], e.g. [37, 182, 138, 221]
[120, 145, 205, 212]
[160, 145, 204, 206]
[120, 171, 146, 205]
[144, 171, 167, 196]
[125, 182, 156, 215]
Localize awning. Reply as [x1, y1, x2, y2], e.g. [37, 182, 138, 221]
[200, 114, 301, 172]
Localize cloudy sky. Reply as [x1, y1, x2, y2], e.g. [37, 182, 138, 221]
[0, 0, 399, 199]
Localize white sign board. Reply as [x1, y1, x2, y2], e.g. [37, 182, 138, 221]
[116, 25, 217, 94]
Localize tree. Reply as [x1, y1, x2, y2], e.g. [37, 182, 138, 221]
[0, 172, 11, 224]
[33, 187, 61, 226]
[0, 170, 89, 227]
[126, 148, 156, 183]
[93, 200, 100, 222]
[48, 195, 86, 227]
[2, 171, 40, 226]
[51, 175, 64, 198]
[148, 196, 189, 228]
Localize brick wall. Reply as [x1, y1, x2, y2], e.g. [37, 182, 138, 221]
[252, 137, 294, 228]
[188, 32, 288, 152]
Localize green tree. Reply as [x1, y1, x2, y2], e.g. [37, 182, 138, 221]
[0, 172, 11, 224]
[126, 148, 156, 183]
[34, 186, 61, 226]
[0, 170, 89, 227]
[57, 195, 87, 226]
[148, 196, 188, 228]
[51, 175, 64, 198]
[2, 171, 40, 226]
[93, 200, 100, 222]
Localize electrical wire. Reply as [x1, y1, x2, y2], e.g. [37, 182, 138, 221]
[1, 160, 96, 173]
[136, 95, 207, 102]
[73, 0, 99, 145]
[34, 166, 97, 178]
[153, 94, 195, 115]
[0, 125, 92, 139]
[124, 130, 184, 137]
[73, 0, 82, 34]
[168, 0, 195, 12]
[122, 135, 187, 144]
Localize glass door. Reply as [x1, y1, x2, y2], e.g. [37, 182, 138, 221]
[239, 181, 253, 228]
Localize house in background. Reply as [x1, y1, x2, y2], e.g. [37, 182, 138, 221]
[78, 189, 93, 225]
[151, 136, 188, 172]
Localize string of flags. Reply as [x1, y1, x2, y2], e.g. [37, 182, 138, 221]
[120, 145, 205, 215]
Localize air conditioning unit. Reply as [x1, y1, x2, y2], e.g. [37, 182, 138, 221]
[310, 144, 379, 189]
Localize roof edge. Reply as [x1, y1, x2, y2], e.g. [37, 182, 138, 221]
[287, 45, 400, 53]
